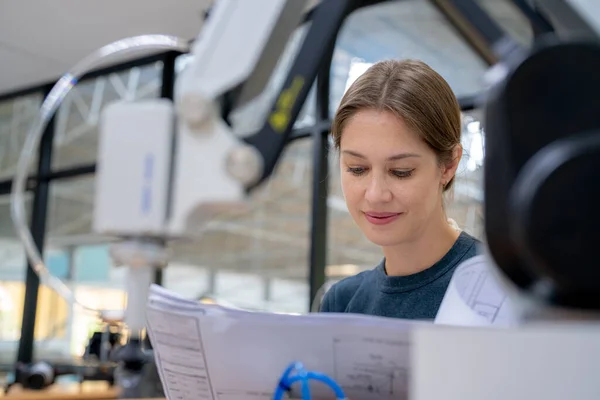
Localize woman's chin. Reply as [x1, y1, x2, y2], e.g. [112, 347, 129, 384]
[364, 231, 407, 247]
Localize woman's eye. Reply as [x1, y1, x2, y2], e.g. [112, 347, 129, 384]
[391, 169, 414, 178]
[347, 167, 367, 176]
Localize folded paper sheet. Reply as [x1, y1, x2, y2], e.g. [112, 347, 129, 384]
[434, 254, 518, 327]
[146, 284, 426, 400]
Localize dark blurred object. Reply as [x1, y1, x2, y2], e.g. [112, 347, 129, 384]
[4, 323, 122, 393]
[84, 330, 121, 361]
[485, 36, 600, 311]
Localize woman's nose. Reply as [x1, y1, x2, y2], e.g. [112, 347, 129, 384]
[364, 175, 392, 204]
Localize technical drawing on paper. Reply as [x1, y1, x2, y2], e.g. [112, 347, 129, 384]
[454, 263, 508, 323]
[216, 389, 272, 400]
[332, 335, 410, 399]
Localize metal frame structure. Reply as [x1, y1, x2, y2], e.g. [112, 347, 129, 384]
[0, 51, 188, 366]
[0, 0, 539, 369]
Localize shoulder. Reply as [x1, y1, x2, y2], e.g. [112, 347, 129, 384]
[319, 268, 377, 313]
[442, 230, 481, 275]
[459, 231, 482, 260]
[427, 230, 481, 283]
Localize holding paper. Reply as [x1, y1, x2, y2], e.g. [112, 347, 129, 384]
[145, 254, 518, 400]
[434, 255, 518, 327]
[145, 284, 426, 400]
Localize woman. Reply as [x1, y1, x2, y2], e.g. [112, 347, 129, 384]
[320, 59, 480, 319]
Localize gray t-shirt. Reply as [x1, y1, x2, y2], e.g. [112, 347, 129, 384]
[320, 231, 480, 320]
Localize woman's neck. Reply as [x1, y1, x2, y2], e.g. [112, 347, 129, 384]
[382, 215, 460, 277]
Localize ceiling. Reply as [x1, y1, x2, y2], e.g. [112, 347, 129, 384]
[0, 0, 212, 95]
[0, 0, 331, 96]
[2, 0, 599, 97]
[0, 0, 528, 97]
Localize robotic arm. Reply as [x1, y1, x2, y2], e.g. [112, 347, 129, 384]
[94, 0, 310, 241]
[93, 0, 374, 243]
[91, 0, 367, 339]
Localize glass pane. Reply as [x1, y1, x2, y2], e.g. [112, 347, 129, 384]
[0, 191, 69, 364]
[167, 139, 313, 313]
[52, 62, 163, 171]
[331, 0, 489, 114]
[46, 176, 127, 358]
[32, 284, 71, 360]
[0, 93, 43, 180]
[447, 109, 485, 240]
[476, 0, 533, 46]
[566, 0, 600, 32]
[0, 191, 32, 366]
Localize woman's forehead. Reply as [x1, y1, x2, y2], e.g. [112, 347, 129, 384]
[340, 109, 429, 156]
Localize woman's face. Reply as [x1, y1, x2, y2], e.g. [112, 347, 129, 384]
[339, 109, 457, 247]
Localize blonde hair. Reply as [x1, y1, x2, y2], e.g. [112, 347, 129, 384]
[331, 59, 462, 191]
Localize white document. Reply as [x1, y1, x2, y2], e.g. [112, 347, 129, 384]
[146, 284, 425, 400]
[434, 254, 518, 327]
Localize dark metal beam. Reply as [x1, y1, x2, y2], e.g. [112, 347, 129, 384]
[430, 0, 515, 65]
[0, 52, 182, 103]
[154, 51, 178, 286]
[289, 120, 332, 141]
[16, 84, 55, 366]
[308, 36, 336, 311]
[459, 94, 480, 111]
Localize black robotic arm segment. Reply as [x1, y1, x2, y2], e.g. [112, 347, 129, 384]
[242, 0, 389, 191]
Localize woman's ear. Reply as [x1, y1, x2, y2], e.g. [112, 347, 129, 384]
[441, 144, 462, 184]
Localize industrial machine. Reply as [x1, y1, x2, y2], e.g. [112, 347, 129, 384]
[8, 0, 600, 398]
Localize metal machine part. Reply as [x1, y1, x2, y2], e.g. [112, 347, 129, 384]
[484, 36, 600, 313]
[17, 362, 54, 390]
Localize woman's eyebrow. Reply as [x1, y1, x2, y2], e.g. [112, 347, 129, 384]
[342, 150, 421, 160]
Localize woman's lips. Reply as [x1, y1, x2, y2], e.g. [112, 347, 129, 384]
[363, 211, 402, 225]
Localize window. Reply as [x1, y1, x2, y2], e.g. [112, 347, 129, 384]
[44, 176, 127, 357]
[52, 62, 163, 171]
[330, 0, 489, 113]
[476, 0, 533, 46]
[165, 139, 314, 313]
[0, 191, 36, 366]
[450, 109, 485, 240]
[0, 93, 42, 180]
